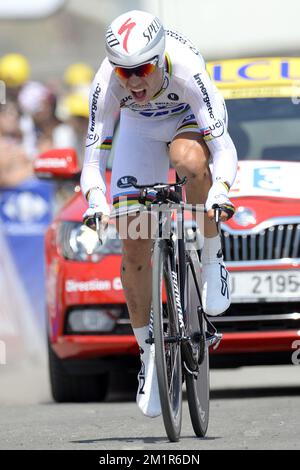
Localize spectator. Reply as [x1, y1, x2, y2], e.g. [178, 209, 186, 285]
[63, 62, 94, 93]
[18, 81, 77, 157]
[0, 53, 31, 104]
[0, 101, 33, 187]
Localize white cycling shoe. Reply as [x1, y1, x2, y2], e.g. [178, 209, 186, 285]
[136, 344, 161, 418]
[201, 259, 231, 316]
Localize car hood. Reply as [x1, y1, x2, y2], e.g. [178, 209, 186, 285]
[57, 161, 299, 223]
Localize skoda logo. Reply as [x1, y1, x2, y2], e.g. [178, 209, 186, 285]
[233, 207, 256, 227]
[168, 93, 179, 101]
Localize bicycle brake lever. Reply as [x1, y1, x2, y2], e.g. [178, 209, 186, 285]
[214, 206, 220, 224]
[94, 212, 103, 245]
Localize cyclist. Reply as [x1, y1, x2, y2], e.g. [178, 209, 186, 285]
[81, 10, 238, 418]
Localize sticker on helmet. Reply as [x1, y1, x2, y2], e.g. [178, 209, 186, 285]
[118, 18, 136, 53]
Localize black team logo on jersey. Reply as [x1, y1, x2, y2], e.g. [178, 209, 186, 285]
[117, 176, 137, 188]
[120, 95, 132, 107]
[89, 84, 101, 133]
[168, 93, 179, 101]
[85, 84, 101, 148]
[193, 73, 215, 119]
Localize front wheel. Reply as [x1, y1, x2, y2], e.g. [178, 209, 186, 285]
[152, 239, 182, 442]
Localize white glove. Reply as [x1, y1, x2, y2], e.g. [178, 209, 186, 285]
[205, 181, 235, 218]
[83, 187, 110, 229]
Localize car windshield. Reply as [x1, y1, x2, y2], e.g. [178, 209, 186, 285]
[107, 97, 300, 169]
[226, 98, 300, 161]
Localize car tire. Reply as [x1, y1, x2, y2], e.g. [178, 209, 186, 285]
[48, 341, 109, 403]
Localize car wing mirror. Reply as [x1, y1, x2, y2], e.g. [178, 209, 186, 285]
[34, 148, 80, 181]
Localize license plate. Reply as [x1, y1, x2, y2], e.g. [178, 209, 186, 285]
[230, 270, 300, 302]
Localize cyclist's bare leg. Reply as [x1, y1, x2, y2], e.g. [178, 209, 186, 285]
[116, 213, 153, 328]
[169, 132, 229, 226]
[169, 132, 231, 316]
[116, 212, 161, 417]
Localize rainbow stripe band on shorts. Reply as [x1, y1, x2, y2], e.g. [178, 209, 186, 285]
[112, 191, 157, 210]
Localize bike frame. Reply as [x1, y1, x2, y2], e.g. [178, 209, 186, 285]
[96, 178, 222, 441]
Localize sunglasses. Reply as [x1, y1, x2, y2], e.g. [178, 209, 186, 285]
[114, 58, 158, 79]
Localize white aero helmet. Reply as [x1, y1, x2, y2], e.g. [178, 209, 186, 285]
[105, 10, 165, 68]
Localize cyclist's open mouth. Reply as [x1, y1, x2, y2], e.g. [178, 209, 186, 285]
[131, 89, 147, 101]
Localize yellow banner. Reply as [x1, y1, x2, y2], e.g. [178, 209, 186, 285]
[207, 57, 300, 98]
[220, 85, 300, 99]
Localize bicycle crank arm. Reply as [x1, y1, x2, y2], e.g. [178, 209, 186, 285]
[164, 335, 182, 344]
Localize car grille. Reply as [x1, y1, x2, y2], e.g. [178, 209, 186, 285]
[221, 220, 300, 262]
[212, 302, 300, 332]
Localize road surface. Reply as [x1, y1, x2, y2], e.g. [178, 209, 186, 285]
[0, 353, 299, 450]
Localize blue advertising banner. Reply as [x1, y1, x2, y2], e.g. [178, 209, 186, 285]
[0, 176, 54, 332]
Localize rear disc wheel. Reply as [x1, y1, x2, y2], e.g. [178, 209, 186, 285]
[184, 256, 210, 437]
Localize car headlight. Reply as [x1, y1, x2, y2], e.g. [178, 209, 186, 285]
[58, 222, 122, 261]
[67, 307, 121, 332]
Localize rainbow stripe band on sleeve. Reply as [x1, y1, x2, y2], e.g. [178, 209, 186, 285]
[199, 126, 214, 141]
[221, 181, 231, 192]
[165, 52, 172, 77]
[96, 137, 113, 150]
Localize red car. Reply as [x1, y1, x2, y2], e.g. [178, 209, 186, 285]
[35, 56, 300, 402]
